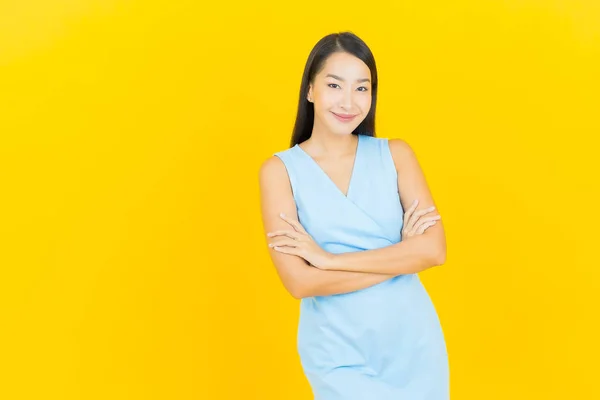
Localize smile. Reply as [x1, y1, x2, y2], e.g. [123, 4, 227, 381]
[331, 112, 358, 122]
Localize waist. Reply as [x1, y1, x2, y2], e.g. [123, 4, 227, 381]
[300, 274, 424, 320]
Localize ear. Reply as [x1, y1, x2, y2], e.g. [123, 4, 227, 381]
[307, 85, 313, 102]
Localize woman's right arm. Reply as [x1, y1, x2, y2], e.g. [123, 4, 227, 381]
[259, 156, 396, 299]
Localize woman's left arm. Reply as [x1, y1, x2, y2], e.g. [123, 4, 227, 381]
[325, 139, 447, 275]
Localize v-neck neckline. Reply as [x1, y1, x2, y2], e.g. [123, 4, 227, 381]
[294, 134, 362, 199]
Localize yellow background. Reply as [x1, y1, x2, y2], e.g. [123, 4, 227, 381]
[1, 0, 598, 398]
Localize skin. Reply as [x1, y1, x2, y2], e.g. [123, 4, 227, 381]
[258, 51, 446, 299]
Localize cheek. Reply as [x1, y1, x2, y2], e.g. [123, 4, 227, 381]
[316, 91, 335, 105]
[359, 96, 372, 112]
[315, 99, 336, 114]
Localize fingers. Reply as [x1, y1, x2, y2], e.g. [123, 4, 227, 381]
[404, 199, 438, 233]
[267, 214, 309, 250]
[402, 199, 419, 227]
[414, 220, 438, 235]
[409, 214, 441, 233]
[267, 230, 303, 240]
[279, 213, 307, 233]
[406, 206, 436, 233]
[406, 198, 419, 214]
[403, 219, 437, 238]
[271, 245, 298, 256]
[403, 199, 421, 233]
[269, 238, 299, 248]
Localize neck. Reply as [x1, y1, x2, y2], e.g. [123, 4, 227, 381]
[304, 127, 358, 158]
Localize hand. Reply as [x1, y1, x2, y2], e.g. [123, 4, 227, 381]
[267, 213, 333, 269]
[402, 199, 441, 239]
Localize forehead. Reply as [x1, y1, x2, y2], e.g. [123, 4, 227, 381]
[319, 52, 371, 79]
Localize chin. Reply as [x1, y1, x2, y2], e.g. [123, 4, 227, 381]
[336, 127, 359, 136]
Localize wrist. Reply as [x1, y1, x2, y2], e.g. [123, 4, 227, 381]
[324, 252, 339, 270]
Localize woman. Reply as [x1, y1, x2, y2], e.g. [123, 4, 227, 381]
[258, 32, 449, 399]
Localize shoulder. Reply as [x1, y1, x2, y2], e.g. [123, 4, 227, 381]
[387, 137, 414, 155]
[259, 154, 285, 177]
[387, 138, 418, 172]
[258, 154, 292, 189]
[259, 145, 295, 173]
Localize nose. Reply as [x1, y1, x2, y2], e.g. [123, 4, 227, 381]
[340, 89, 353, 110]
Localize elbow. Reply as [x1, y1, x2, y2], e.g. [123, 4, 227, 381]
[418, 234, 446, 269]
[432, 247, 447, 266]
[289, 282, 310, 299]
[426, 234, 447, 267]
[289, 288, 304, 300]
[291, 282, 318, 299]
[278, 263, 314, 299]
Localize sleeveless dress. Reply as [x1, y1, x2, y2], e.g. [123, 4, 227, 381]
[273, 134, 449, 400]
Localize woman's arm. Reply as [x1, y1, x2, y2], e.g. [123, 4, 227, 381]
[259, 156, 397, 299]
[280, 259, 397, 298]
[325, 233, 444, 275]
[324, 139, 447, 275]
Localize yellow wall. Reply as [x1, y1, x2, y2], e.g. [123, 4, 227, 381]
[1, 0, 598, 398]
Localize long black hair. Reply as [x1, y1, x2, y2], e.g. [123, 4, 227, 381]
[290, 31, 379, 148]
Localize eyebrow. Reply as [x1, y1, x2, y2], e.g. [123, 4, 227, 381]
[325, 73, 371, 83]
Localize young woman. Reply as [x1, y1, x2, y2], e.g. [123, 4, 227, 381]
[259, 32, 449, 399]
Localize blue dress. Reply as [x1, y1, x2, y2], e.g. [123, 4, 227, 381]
[274, 134, 449, 400]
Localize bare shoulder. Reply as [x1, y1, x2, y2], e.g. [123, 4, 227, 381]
[387, 138, 417, 172]
[258, 154, 298, 226]
[387, 137, 413, 152]
[258, 155, 295, 201]
[259, 155, 288, 183]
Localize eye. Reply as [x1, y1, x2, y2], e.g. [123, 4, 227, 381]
[328, 83, 369, 92]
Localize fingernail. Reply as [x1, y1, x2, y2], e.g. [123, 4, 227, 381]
[280, 212, 285, 217]
[267, 233, 273, 236]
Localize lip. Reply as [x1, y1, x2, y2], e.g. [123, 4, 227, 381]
[331, 112, 358, 122]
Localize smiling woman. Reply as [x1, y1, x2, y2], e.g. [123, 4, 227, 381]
[258, 31, 448, 399]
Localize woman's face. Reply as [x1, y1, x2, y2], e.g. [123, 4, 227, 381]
[307, 51, 372, 136]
